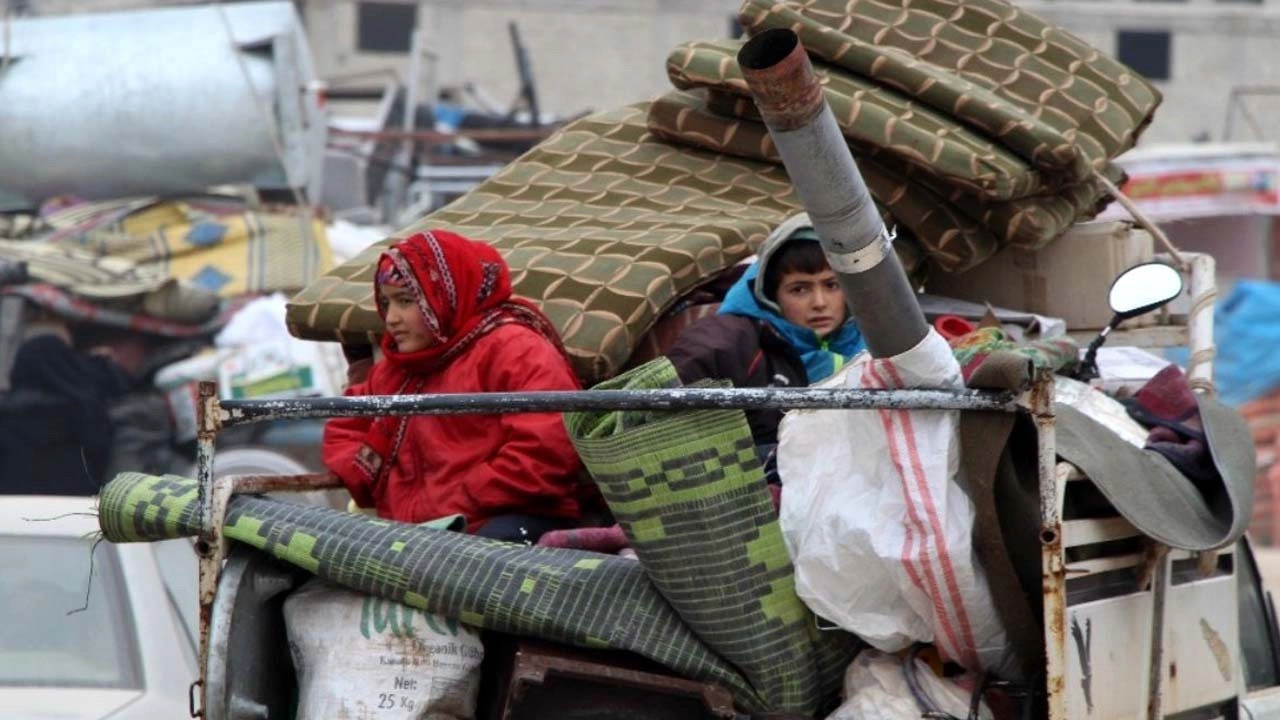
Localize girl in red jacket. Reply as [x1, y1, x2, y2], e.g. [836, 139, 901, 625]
[322, 229, 582, 543]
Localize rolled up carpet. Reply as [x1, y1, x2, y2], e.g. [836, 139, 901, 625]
[97, 472, 767, 709]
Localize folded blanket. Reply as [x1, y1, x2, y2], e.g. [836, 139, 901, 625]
[1126, 365, 1217, 487]
[647, 91, 1123, 268]
[536, 525, 630, 553]
[735, 0, 1160, 176]
[948, 327, 1078, 382]
[666, 39, 1046, 201]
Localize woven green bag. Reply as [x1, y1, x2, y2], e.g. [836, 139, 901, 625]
[566, 358, 857, 715]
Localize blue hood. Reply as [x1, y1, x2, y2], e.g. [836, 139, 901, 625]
[719, 262, 864, 383]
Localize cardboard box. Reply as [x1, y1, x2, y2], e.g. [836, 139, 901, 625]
[926, 221, 1154, 330]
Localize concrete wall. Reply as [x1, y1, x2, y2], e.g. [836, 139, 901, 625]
[305, 0, 1280, 142]
[1162, 215, 1277, 280]
[1022, 2, 1280, 145]
[15, 0, 1280, 142]
[16, 0, 198, 13]
[300, 0, 740, 119]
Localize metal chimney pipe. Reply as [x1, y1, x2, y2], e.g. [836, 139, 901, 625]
[738, 29, 929, 358]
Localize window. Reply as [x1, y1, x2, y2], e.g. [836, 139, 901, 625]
[1116, 30, 1171, 82]
[0, 536, 142, 689]
[357, 1, 416, 54]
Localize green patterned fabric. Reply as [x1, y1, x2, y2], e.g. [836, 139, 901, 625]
[565, 359, 858, 715]
[950, 326, 1079, 381]
[97, 472, 768, 709]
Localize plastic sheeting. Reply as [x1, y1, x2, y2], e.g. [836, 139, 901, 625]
[825, 650, 992, 720]
[1216, 280, 1280, 407]
[777, 329, 1018, 677]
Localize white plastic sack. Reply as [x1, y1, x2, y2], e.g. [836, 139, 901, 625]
[215, 293, 292, 348]
[284, 579, 484, 720]
[214, 293, 347, 400]
[778, 329, 1016, 676]
[825, 650, 992, 720]
[327, 219, 392, 264]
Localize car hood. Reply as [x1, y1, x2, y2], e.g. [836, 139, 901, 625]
[0, 688, 143, 719]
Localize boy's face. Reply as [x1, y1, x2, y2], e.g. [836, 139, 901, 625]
[776, 268, 847, 338]
[378, 285, 434, 353]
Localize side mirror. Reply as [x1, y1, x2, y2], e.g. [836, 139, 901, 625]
[1108, 262, 1184, 321]
[1075, 262, 1184, 381]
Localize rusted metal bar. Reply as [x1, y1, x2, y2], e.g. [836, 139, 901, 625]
[191, 470, 341, 717]
[223, 472, 344, 495]
[218, 386, 1020, 426]
[501, 639, 738, 719]
[1032, 371, 1067, 720]
[1146, 553, 1170, 720]
[196, 381, 219, 541]
[737, 29, 929, 358]
[193, 381, 220, 718]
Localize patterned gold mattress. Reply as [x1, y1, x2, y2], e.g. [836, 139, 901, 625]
[287, 0, 1159, 385]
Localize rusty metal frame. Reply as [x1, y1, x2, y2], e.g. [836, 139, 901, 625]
[497, 639, 739, 719]
[1031, 370, 1067, 720]
[1146, 553, 1171, 720]
[189, 377, 1066, 718]
[191, 464, 344, 717]
[192, 379, 347, 718]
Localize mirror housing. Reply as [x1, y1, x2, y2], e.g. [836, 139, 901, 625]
[1108, 262, 1184, 321]
[1074, 261, 1184, 382]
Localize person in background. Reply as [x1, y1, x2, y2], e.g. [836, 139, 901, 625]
[322, 229, 582, 543]
[87, 328, 203, 480]
[0, 312, 127, 494]
[666, 213, 865, 452]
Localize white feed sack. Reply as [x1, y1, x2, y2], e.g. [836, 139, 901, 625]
[778, 329, 1018, 677]
[284, 579, 484, 720]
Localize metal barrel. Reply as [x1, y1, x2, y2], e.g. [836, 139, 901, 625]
[0, 2, 325, 209]
[737, 29, 929, 358]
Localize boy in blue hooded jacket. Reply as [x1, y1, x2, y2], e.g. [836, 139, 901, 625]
[667, 213, 865, 448]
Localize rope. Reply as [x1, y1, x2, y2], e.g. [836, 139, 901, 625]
[1092, 169, 1186, 270]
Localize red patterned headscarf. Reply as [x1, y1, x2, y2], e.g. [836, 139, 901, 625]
[374, 229, 566, 375]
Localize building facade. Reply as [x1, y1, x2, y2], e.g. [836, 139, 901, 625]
[296, 0, 740, 123]
[11, 0, 1280, 142]
[1023, 0, 1280, 143]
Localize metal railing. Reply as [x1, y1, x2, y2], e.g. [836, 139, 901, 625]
[188, 377, 1055, 717]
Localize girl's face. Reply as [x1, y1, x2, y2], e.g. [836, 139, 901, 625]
[776, 268, 847, 338]
[378, 285, 434, 353]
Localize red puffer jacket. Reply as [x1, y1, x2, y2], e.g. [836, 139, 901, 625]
[322, 323, 583, 530]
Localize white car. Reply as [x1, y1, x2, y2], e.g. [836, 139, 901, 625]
[0, 496, 198, 719]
